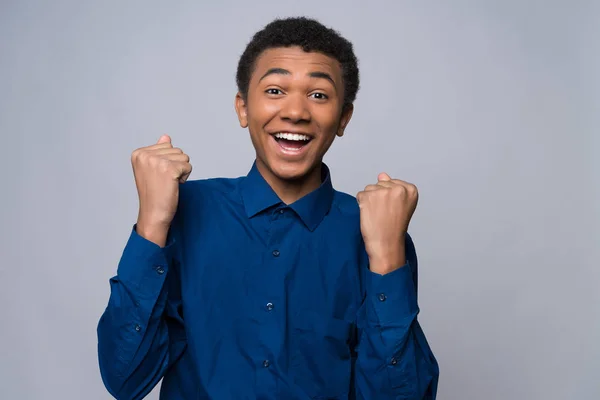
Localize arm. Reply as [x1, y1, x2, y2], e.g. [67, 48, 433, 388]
[97, 225, 186, 400]
[353, 234, 439, 399]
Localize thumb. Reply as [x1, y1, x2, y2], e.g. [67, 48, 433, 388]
[157, 134, 171, 145]
[378, 172, 391, 181]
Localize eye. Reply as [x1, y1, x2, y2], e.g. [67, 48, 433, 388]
[309, 92, 328, 100]
[265, 88, 283, 95]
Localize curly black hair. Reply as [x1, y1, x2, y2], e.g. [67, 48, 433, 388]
[236, 17, 360, 108]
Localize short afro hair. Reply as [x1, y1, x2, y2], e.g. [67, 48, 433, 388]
[236, 17, 360, 108]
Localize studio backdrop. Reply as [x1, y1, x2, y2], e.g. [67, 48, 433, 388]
[1, 1, 598, 399]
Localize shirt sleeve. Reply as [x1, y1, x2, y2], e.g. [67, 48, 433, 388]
[353, 234, 439, 399]
[97, 225, 186, 400]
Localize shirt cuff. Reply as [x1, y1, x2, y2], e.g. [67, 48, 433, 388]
[116, 225, 176, 290]
[367, 262, 419, 325]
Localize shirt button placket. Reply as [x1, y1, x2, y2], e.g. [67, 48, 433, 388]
[258, 207, 286, 394]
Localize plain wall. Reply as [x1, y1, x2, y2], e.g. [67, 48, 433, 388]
[1, 1, 598, 399]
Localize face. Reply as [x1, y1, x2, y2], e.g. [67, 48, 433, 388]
[235, 46, 353, 183]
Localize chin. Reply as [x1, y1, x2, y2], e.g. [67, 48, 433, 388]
[266, 158, 315, 182]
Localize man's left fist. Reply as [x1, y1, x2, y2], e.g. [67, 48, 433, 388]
[357, 173, 419, 275]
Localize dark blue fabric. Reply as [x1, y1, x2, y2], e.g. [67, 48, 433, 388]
[97, 162, 439, 399]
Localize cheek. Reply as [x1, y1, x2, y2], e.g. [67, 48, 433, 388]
[314, 108, 341, 136]
[313, 101, 340, 121]
[248, 98, 278, 125]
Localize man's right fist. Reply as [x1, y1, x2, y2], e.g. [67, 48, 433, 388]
[131, 135, 192, 246]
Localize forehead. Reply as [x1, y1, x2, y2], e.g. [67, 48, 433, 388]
[251, 46, 342, 82]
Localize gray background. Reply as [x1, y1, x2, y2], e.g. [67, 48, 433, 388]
[1, 0, 598, 399]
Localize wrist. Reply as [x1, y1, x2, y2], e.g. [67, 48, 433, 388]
[367, 243, 406, 275]
[136, 217, 170, 247]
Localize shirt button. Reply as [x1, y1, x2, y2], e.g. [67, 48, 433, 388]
[266, 302, 274, 311]
[156, 266, 165, 275]
[391, 357, 398, 365]
[378, 293, 387, 302]
[134, 324, 141, 332]
[272, 250, 280, 257]
[279, 209, 285, 214]
[263, 360, 270, 368]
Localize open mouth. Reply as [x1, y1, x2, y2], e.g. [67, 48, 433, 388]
[272, 132, 313, 153]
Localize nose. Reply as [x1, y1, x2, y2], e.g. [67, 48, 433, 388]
[280, 93, 311, 123]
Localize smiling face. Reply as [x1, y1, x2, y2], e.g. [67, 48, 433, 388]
[235, 46, 353, 186]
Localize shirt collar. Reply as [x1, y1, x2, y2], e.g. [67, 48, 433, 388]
[241, 161, 334, 231]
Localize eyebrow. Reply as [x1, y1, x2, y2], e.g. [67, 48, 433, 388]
[258, 68, 337, 89]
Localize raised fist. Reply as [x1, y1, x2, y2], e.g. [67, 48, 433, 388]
[131, 135, 192, 246]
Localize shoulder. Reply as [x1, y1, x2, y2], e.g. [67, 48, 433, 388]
[180, 176, 242, 195]
[330, 188, 416, 247]
[331, 189, 360, 217]
[328, 190, 362, 239]
[178, 176, 244, 210]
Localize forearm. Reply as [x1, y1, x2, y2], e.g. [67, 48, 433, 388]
[97, 226, 179, 399]
[354, 235, 439, 399]
[354, 311, 438, 399]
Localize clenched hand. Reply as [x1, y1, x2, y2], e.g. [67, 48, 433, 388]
[131, 135, 192, 246]
[357, 173, 418, 275]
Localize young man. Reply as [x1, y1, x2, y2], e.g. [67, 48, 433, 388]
[98, 17, 439, 399]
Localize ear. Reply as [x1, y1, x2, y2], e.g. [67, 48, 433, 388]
[235, 92, 248, 128]
[336, 104, 354, 137]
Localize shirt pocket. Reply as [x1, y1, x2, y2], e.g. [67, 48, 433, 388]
[291, 311, 353, 399]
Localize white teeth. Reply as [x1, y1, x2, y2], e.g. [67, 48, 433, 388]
[274, 132, 311, 141]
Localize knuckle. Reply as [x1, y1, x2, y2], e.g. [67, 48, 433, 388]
[139, 152, 152, 165]
[131, 148, 143, 162]
[146, 153, 158, 165]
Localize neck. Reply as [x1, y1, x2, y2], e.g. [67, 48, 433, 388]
[256, 161, 323, 205]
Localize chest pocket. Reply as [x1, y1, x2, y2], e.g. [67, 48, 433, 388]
[291, 311, 354, 399]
